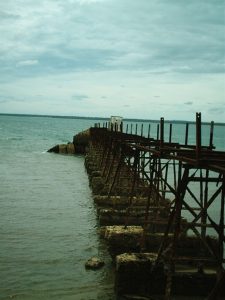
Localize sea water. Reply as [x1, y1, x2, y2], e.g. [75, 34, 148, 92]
[0, 115, 114, 300]
[0, 114, 224, 300]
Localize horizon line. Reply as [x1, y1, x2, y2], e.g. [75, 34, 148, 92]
[0, 112, 224, 126]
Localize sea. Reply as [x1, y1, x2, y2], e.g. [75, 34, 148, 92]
[0, 114, 224, 300]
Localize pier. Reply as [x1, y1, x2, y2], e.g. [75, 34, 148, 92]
[84, 113, 225, 299]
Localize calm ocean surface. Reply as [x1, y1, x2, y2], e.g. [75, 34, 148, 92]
[0, 114, 224, 300]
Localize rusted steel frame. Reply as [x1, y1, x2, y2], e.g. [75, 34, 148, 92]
[172, 157, 177, 191]
[185, 123, 189, 146]
[139, 151, 146, 180]
[141, 123, 144, 137]
[183, 186, 223, 234]
[156, 173, 182, 254]
[132, 145, 224, 162]
[156, 205, 176, 262]
[219, 175, 225, 264]
[117, 135, 150, 145]
[180, 198, 198, 219]
[172, 256, 218, 263]
[124, 155, 133, 171]
[150, 158, 161, 234]
[101, 139, 113, 175]
[122, 148, 141, 176]
[164, 167, 190, 299]
[174, 152, 225, 163]
[128, 149, 140, 206]
[177, 149, 225, 157]
[137, 150, 141, 182]
[155, 158, 170, 201]
[171, 167, 190, 257]
[201, 169, 209, 238]
[148, 124, 151, 138]
[162, 149, 223, 159]
[186, 222, 225, 228]
[185, 221, 218, 260]
[169, 123, 172, 143]
[155, 158, 162, 206]
[156, 159, 176, 196]
[165, 154, 198, 165]
[209, 121, 214, 150]
[197, 214, 225, 244]
[124, 149, 140, 227]
[143, 157, 151, 169]
[207, 164, 225, 174]
[160, 117, 164, 148]
[166, 154, 225, 172]
[132, 148, 201, 168]
[156, 124, 159, 140]
[163, 162, 169, 199]
[178, 160, 183, 187]
[199, 169, 204, 236]
[143, 160, 156, 223]
[133, 142, 215, 153]
[140, 141, 180, 148]
[99, 137, 111, 169]
[105, 141, 121, 184]
[182, 202, 225, 260]
[107, 147, 124, 197]
[207, 269, 225, 300]
[165, 266, 173, 300]
[189, 177, 223, 182]
[141, 161, 177, 196]
[139, 163, 153, 183]
[158, 159, 172, 172]
[140, 157, 156, 251]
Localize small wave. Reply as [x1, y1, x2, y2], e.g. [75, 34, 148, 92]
[6, 137, 23, 141]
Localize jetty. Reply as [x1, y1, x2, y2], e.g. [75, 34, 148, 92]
[50, 113, 225, 299]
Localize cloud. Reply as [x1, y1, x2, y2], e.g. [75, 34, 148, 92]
[16, 60, 39, 67]
[208, 105, 225, 115]
[184, 101, 193, 105]
[74, 0, 105, 4]
[71, 94, 89, 101]
[0, 11, 20, 19]
[0, 0, 224, 121]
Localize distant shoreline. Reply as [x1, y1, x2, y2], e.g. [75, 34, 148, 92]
[0, 112, 224, 126]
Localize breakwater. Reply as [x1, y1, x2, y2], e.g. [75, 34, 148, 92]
[83, 113, 225, 299]
[49, 112, 225, 299]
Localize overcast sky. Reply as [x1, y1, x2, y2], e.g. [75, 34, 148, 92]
[0, 0, 224, 121]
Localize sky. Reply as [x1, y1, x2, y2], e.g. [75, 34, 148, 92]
[0, 0, 224, 122]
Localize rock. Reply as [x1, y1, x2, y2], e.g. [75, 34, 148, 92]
[47, 143, 75, 154]
[47, 127, 91, 155]
[73, 129, 90, 154]
[85, 257, 105, 270]
[65, 142, 75, 154]
[47, 145, 59, 153]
